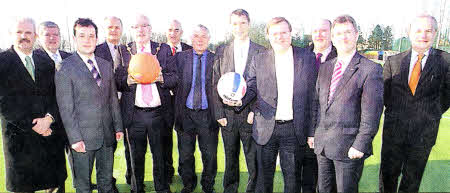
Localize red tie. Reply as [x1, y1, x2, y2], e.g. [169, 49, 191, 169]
[140, 45, 153, 105]
[328, 60, 343, 103]
[171, 47, 176, 56]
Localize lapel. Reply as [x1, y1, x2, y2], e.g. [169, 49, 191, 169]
[244, 41, 258, 77]
[100, 42, 113, 62]
[75, 53, 102, 93]
[151, 41, 159, 55]
[265, 49, 277, 107]
[222, 42, 235, 74]
[327, 53, 361, 108]
[417, 48, 436, 88]
[206, 51, 214, 84]
[183, 50, 194, 95]
[96, 56, 109, 94]
[32, 53, 44, 86]
[400, 51, 412, 93]
[292, 47, 305, 100]
[10, 48, 35, 87]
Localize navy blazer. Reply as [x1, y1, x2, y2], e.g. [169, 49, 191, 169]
[241, 46, 317, 145]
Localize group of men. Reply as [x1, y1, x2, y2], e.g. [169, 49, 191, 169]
[0, 8, 448, 193]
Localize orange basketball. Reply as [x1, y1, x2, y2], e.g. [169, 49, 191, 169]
[128, 53, 161, 84]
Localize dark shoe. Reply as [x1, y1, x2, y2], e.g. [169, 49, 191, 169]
[180, 187, 194, 193]
[91, 184, 97, 190]
[126, 175, 131, 185]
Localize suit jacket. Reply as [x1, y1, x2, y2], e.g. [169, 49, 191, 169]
[383, 48, 450, 147]
[95, 41, 128, 69]
[240, 46, 317, 145]
[0, 46, 67, 191]
[34, 48, 71, 70]
[174, 49, 218, 131]
[313, 52, 383, 160]
[212, 41, 265, 132]
[180, 42, 193, 51]
[55, 53, 123, 151]
[114, 41, 176, 128]
[306, 44, 337, 62]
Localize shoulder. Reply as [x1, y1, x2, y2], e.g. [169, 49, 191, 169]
[357, 53, 383, 73]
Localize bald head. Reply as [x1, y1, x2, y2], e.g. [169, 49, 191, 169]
[104, 16, 123, 45]
[131, 14, 152, 46]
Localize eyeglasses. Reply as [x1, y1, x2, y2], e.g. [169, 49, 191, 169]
[131, 24, 150, 29]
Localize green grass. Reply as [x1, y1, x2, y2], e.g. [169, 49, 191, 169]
[1, 111, 449, 192]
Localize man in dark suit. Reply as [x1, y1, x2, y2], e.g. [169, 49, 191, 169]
[311, 15, 383, 193]
[212, 9, 265, 193]
[55, 18, 124, 193]
[174, 25, 218, 193]
[114, 14, 173, 193]
[163, 19, 193, 184]
[94, 16, 132, 188]
[239, 17, 317, 193]
[380, 14, 450, 193]
[0, 17, 67, 193]
[36, 21, 71, 70]
[298, 18, 337, 193]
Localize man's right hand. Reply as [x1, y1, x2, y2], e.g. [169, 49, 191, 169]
[217, 118, 227, 127]
[71, 141, 86, 153]
[127, 74, 138, 85]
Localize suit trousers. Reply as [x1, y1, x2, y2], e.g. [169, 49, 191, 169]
[221, 125, 257, 193]
[317, 153, 364, 193]
[71, 144, 114, 193]
[162, 95, 176, 181]
[379, 138, 432, 193]
[296, 145, 318, 193]
[255, 121, 299, 193]
[177, 109, 218, 193]
[128, 107, 169, 193]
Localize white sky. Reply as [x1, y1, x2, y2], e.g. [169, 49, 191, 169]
[0, 0, 448, 49]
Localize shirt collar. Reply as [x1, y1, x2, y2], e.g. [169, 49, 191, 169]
[77, 51, 95, 65]
[411, 48, 430, 59]
[337, 50, 357, 66]
[13, 45, 33, 66]
[315, 45, 332, 56]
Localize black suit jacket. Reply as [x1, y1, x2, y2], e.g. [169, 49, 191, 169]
[313, 52, 384, 160]
[114, 41, 176, 128]
[174, 49, 218, 131]
[94, 41, 128, 69]
[180, 42, 193, 51]
[240, 46, 317, 145]
[0, 46, 67, 191]
[212, 41, 265, 132]
[383, 48, 450, 147]
[34, 48, 71, 70]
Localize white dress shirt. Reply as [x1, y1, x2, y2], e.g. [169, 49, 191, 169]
[274, 46, 294, 120]
[135, 42, 162, 108]
[233, 38, 250, 75]
[408, 49, 430, 82]
[45, 49, 63, 63]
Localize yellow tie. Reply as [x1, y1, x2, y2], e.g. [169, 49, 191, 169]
[409, 54, 423, 95]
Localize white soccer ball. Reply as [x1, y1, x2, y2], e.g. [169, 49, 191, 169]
[217, 72, 247, 101]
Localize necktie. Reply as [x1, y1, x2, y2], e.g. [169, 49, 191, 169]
[88, 59, 101, 86]
[172, 47, 176, 56]
[140, 45, 154, 105]
[25, 56, 35, 81]
[409, 54, 424, 95]
[328, 60, 343, 103]
[52, 53, 60, 63]
[315, 53, 323, 69]
[193, 54, 203, 109]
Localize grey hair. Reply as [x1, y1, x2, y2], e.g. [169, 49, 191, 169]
[192, 24, 210, 37]
[104, 16, 123, 27]
[10, 17, 36, 33]
[410, 14, 438, 31]
[38, 21, 60, 34]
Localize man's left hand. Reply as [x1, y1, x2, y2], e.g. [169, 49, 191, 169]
[32, 116, 53, 135]
[348, 147, 364, 159]
[223, 99, 242, 107]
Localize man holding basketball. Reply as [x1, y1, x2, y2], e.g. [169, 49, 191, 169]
[212, 9, 265, 193]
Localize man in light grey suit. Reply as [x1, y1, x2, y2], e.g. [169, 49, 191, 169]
[55, 18, 123, 193]
[311, 15, 383, 193]
[239, 17, 317, 193]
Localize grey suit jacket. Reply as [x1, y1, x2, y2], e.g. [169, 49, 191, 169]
[313, 52, 383, 160]
[55, 53, 123, 151]
[241, 46, 317, 145]
[212, 40, 265, 132]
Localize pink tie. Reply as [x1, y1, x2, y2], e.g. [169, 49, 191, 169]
[140, 45, 153, 106]
[328, 61, 343, 103]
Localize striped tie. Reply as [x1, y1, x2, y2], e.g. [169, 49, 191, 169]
[328, 60, 343, 103]
[87, 59, 101, 86]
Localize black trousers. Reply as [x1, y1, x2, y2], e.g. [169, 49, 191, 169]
[255, 121, 299, 193]
[177, 109, 218, 193]
[162, 95, 175, 182]
[317, 153, 364, 193]
[221, 126, 257, 193]
[128, 107, 170, 193]
[379, 139, 432, 193]
[296, 145, 318, 193]
[71, 144, 114, 193]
